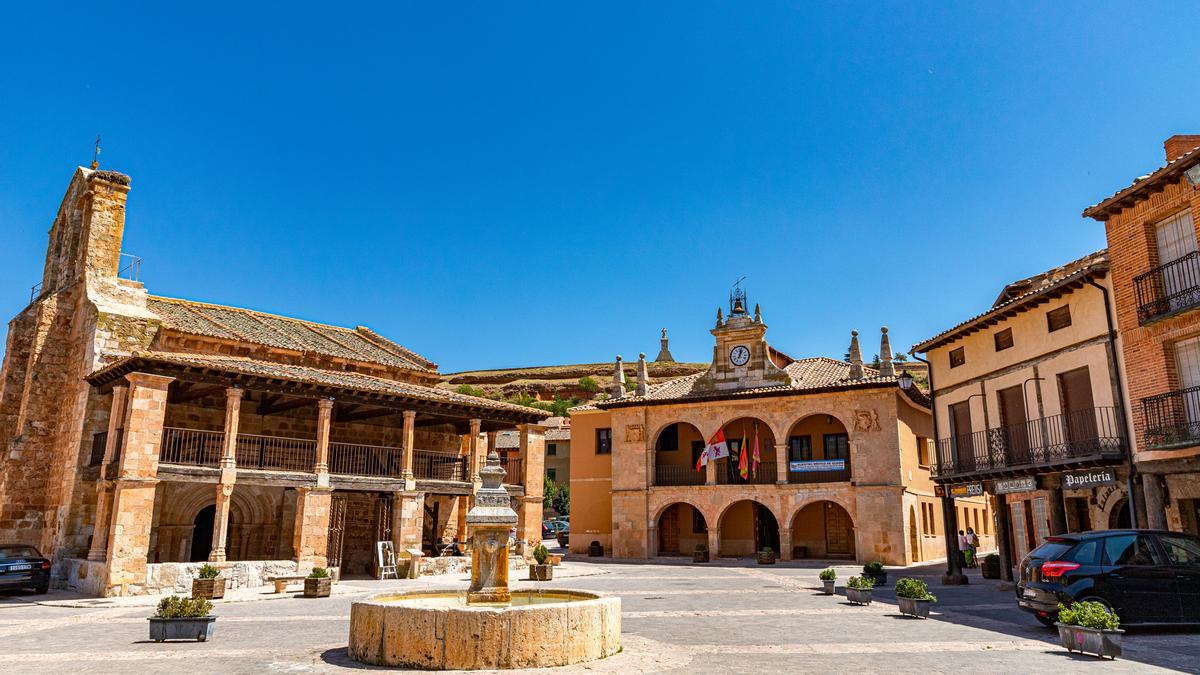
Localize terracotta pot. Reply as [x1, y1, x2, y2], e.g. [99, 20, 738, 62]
[191, 577, 225, 600]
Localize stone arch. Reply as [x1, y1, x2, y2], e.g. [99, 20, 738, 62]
[717, 499, 780, 557]
[714, 416, 778, 485]
[655, 502, 709, 556]
[789, 500, 856, 559]
[651, 421, 708, 487]
[780, 414, 854, 484]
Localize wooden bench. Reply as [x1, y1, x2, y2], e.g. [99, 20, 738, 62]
[266, 575, 306, 593]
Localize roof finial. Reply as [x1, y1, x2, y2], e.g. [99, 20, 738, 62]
[878, 326, 895, 377]
[848, 330, 864, 380]
[754, 303, 762, 324]
[90, 135, 101, 170]
[636, 353, 650, 396]
[716, 307, 724, 328]
[610, 355, 627, 398]
[655, 328, 675, 362]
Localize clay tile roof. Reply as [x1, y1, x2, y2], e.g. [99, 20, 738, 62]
[87, 351, 546, 420]
[912, 250, 1108, 353]
[148, 296, 437, 373]
[1083, 146, 1200, 220]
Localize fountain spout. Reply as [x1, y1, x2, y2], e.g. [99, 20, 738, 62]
[465, 448, 518, 604]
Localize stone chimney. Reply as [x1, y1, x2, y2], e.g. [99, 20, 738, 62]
[878, 326, 896, 378]
[848, 330, 864, 380]
[1165, 135, 1200, 162]
[610, 355, 626, 398]
[655, 328, 675, 362]
[636, 353, 650, 396]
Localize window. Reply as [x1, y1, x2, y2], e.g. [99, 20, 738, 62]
[1047, 305, 1072, 332]
[916, 436, 930, 467]
[1155, 209, 1198, 267]
[949, 347, 966, 368]
[691, 508, 707, 535]
[1103, 534, 1163, 566]
[823, 433, 849, 460]
[546, 443, 557, 456]
[596, 428, 612, 455]
[1067, 540, 1102, 565]
[1159, 534, 1200, 567]
[788, 435, 812, 462]
[921, 503, 930, 535]
[546, 468, 557, 482]
[994, 327, 1014, 351]
[655, 424, 679, 452]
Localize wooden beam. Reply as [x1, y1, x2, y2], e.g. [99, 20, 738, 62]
[259, 397, 316, 416]
[336, 407, 397, 423]
[169, 383, 225, 405]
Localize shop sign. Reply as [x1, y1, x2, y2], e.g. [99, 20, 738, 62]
[993, 476, 1037, 495]
[948, 483, 984, 497]
[1062, 467, 1117, 490]
[789, 459, 846, 472]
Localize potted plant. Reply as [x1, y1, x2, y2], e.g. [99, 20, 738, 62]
[1056, 601, 1123, 659]
[756, 547, 776, 565]
[895, 577, 937, 619]
[980, 553, 1001, 579]
[693, 544, 710, 563]
[845, 575, 874, 605]
[529, 544, 553, 581]
[862, 560, 887, 586]
[304, 567, 332, 598]
[191, 563, 225, 600]
[818, 567, 837, 595]
[149, 595, 215, 642]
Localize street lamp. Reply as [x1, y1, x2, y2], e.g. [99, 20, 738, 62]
[898, 370, 914, 390]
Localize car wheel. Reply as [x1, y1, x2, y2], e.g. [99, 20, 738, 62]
[1035, 614, 1056, 628]
[33, 582, 49, 595]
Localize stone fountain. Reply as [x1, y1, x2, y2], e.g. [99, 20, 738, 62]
[347, 450, 620, 669]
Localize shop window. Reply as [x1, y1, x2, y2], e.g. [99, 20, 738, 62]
[596, 428, 612, 455]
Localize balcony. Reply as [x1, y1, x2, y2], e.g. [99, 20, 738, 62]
[654, 464, 706, 487]
[933, 406, 1126, 480]
[1142, 386, 1200, 449]
[1134, 251, 1200, 324]
[717, 460, 777, 485]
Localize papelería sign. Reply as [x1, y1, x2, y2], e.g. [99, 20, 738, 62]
[1062, 467, 1117, 490]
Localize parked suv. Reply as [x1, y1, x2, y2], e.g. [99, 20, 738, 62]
[1016, 529, 1200, 626]
[0, 545, 51, 594]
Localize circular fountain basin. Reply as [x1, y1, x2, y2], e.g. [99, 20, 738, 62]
[348, 589, 621, 669]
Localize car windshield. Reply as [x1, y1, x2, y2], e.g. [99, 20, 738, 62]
[0, 545, 40, 559]
[1029, 541, 1072, 560]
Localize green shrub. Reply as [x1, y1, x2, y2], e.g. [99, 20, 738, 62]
[894, 577, 937, 602]
[1058, 601, 1119, 630]
[155, 595, 213, 618]
[759, 547, 773, 555]
[533, 544, 549, 565]
[578, 376, 599, 393]
[819, 567, 837, 581]
[196, 564, 220, 580]
[863, 560, 884, 574]
[846, 575, 875, 590]
[308, 567, 330, 579]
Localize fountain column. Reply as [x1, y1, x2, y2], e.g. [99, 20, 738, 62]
[466, 449, 518, 604]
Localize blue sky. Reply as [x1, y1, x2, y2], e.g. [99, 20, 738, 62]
[2, 3, 1198, 373]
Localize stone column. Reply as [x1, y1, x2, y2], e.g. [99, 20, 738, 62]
[778, 527, 793, 561]
[647, 523, 658, 557]
[209, 387, 243, 562]
[1143, 473, 1168, 530]
[88, 384, 129, 562]
[392, 491, 425, 552]
[1047, 486, 1068, 535]
[994, 493, 1015, 583]
[314, 398, 334, 486]
[468, 418, 482, 482]
[515, 424, 546, 551]
[486, 430, 498, 475]
[104, 372, 173, 597]
[706, 527, 720, 558]
[401, 410, 416, 489]
[705, 458, 718, 485]
[939, 495, 967, 585]
[456, 495, 468, 541]
[774, 443, 789, 485]
[292, 486, 333, 569]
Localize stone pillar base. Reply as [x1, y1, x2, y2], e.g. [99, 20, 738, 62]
[940, 573, 969, 585]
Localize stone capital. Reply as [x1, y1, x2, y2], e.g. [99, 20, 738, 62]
[123, 372, 175, 390]
[225, 386, 244, 400]
[318, 397, 335, 412]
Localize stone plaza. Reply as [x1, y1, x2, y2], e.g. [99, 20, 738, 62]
[0, 549, 1196, 673]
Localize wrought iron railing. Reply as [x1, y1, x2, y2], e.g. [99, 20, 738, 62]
[1134, 251, 1200, 324]
[717, 460, 777, 485]
[413, 449, 468, 481]
[329, 442, 404, 477]
[501, 457, 524, 485]
[160, 427, 224, 466]
[235, 432, 316, 472]
[1142, 385, 1200, 448]
[654, 464, 706, 486]
[933, 406, 1126, 478]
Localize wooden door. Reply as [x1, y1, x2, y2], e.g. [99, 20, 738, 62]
[949, 401, 974, 471]
[1058, 367, 1097, 450]
[660, 507, 680, 554]
[327, 495, 348, 568]
[997, 385, 1031, 463]
[825, 504, 853, 556]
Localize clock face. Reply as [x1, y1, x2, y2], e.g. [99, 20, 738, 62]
[729, 345, 750, 367]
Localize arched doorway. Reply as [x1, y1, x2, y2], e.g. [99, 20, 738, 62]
[190, 505, 216, 562]
[657, 503, 707, 555]
[791, 501, 855, 559]
[716, 418, 777, 485]
[653, 423, 706, 486]
[719, 500, 779, 557]
[1109, 499, 1132, 529]
[908, 506, 920, 562]
[783, 414, 851, 484]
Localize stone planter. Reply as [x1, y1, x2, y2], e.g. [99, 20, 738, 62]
[693, 549, 710, 563]
[821, 579, 835, 595]
[148, 616, 216, 642]
[1057, 624, 1123, 659]
[529, 564, 553, 581]
[981, 557, 1001, 579]
[846, 588, 872, 605]
[757, 551, 776, 565]
[863, 570, 887, 586]
[897, 596, 932, 619]
[191, 577, 225, 600]
[304, 577, 331, 598]
[547, 554, 563, 566]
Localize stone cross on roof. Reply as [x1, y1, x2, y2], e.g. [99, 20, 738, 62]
[655, 328, 675, 362]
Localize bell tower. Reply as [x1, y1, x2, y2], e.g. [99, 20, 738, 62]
[693, 285, 790, 392]
[37, 167, 131, 300]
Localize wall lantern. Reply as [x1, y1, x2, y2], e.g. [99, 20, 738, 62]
[1186, 163, 1200, 187]
[897, 370, 915, 390]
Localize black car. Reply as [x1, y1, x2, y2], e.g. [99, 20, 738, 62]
[1016, 529, 1200, 626]
[0, 545, 51, 594]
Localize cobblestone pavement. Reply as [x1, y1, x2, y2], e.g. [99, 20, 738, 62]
[1, 556, 1196, 674]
